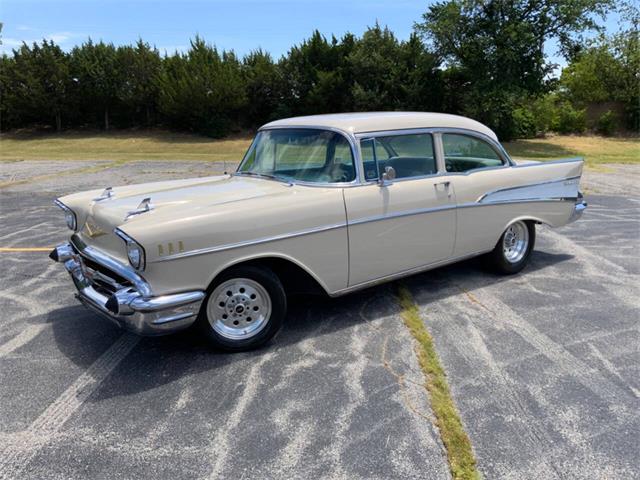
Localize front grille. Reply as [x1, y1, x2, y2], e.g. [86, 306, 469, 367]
[69, 240, 133, 296]
[81, 256, 130, 287]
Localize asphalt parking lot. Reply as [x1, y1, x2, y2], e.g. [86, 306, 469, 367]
[0, 161, 638, 479]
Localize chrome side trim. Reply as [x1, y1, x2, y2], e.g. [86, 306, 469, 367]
[151, 222, 347, 263]
[347, 204, 456, 226]
[457, 198, 577, 209]
[330, 248, 492, 297]
[477, 176, 581, 203]
[511, 157, 584, 168]
[70, 234, 153, 297]
[153, 197, 578, 262]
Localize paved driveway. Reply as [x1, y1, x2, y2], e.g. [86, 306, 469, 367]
[0, 161, 638, 479]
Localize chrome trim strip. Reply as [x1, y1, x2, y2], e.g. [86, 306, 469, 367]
[348, 204, 456, 226]
[152, 222, 347, 263]
[457, 198, 577, 209]
[330, 248, 491, 297]
[477, 176, 581, 203]
[70, 234, 153, 297]
[153, 196, 579, 262]
[511, 157, 584, 168]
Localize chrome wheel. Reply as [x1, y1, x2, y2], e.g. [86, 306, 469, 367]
[502, 221, 530, 264]
[207, 278, 272, 340]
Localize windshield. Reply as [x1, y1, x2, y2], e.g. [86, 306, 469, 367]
[237, 128, 355, 184]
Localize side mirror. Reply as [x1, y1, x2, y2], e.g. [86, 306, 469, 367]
[379, 166, 396, 186]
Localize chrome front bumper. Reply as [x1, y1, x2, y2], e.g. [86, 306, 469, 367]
[51, 241, 205, 335]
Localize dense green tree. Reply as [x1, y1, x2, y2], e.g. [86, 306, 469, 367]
[2, 40, 71, 131]
[560, 6, 639, 129]
[415, 0, 613, 139]
[117, 40, 162, 125]
[242, 49, 284, 127]
[156, 36, 246, 136]
[281, 30, 355, 115]
[70, 40, 121, 130]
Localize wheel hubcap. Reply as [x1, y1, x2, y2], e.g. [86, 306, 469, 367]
[502, 221, 529, 264]
[207, 278, 272, 340]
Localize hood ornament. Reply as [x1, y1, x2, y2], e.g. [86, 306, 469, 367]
[93, 187, 114, 202]
[125, 197, 154, 220]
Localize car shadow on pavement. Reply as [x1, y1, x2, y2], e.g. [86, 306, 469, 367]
[46, 249, 572, 400]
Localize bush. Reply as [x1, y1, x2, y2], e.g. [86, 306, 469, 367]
[512, 107, 537, 138]
[595, 110, 617, 136]
[555, 103, 586, 134]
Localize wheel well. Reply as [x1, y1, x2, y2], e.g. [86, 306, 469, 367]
[216, 257, 328, 296]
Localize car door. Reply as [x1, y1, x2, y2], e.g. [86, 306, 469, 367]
[343, 130, 457, 287]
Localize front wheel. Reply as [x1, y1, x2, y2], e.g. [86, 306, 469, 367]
[197, 265, 286, 351]
[486, 220, 536, 274]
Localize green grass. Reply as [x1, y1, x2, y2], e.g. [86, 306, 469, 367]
[503, 135, 639, 167]
[397, 285, 481, 480]
[0, 129, 252, 163]
[1, 131, 637, 168]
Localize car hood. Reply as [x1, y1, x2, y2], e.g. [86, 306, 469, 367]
[59, 175, 292, 260]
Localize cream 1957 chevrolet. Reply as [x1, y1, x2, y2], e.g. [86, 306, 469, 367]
[50, 112, 587, 350]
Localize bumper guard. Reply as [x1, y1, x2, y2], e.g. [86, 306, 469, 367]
[51, 242, 205, 335]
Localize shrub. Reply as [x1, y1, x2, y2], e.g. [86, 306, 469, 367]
[512, 107, 537, 138]
[555, 103, 586, 134]
[595, 110, 618, 136]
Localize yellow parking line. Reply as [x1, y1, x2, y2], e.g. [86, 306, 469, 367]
[0, 247, 53, 252]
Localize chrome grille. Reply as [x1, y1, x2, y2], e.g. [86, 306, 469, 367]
[70, 244, 132, 296]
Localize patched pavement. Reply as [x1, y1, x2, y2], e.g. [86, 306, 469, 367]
[0, 161, 638, 479]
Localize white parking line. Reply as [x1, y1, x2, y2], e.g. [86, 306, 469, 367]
[0, 324, 46, 359]
[207, 351, 274, 479]
[0, 333, 139, 480]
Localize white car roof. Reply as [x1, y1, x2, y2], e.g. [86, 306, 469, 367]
[262, 112, 498, 141]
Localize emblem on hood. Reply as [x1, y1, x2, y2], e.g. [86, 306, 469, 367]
[125, 197, 154, 220]
[84, 218, 107, 238]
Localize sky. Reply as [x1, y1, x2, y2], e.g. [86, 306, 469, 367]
[0, 0, 623, 70]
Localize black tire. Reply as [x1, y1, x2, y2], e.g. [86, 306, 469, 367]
[196, 265, 286, 351]
[485, 220, 536, 275]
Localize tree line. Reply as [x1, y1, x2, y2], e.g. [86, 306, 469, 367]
[1, 0, 637, 140]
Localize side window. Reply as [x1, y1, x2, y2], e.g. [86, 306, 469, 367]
[360, 133, 436, 181]
[442, 134, 504, 173]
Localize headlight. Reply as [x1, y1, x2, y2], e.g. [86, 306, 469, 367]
[54, 200, 77, 231]
[126, 241, 144, 269]
[64, 210, 76, 230]
[115, 229, 146, 271]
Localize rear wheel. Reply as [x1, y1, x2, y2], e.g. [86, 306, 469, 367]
[197, 265, 286, 351]
[486, 220, 536, 274]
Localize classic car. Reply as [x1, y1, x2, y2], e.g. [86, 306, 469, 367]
[50, 112, 587, 350]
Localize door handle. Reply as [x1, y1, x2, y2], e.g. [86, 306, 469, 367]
[434, 181, 450, 187]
